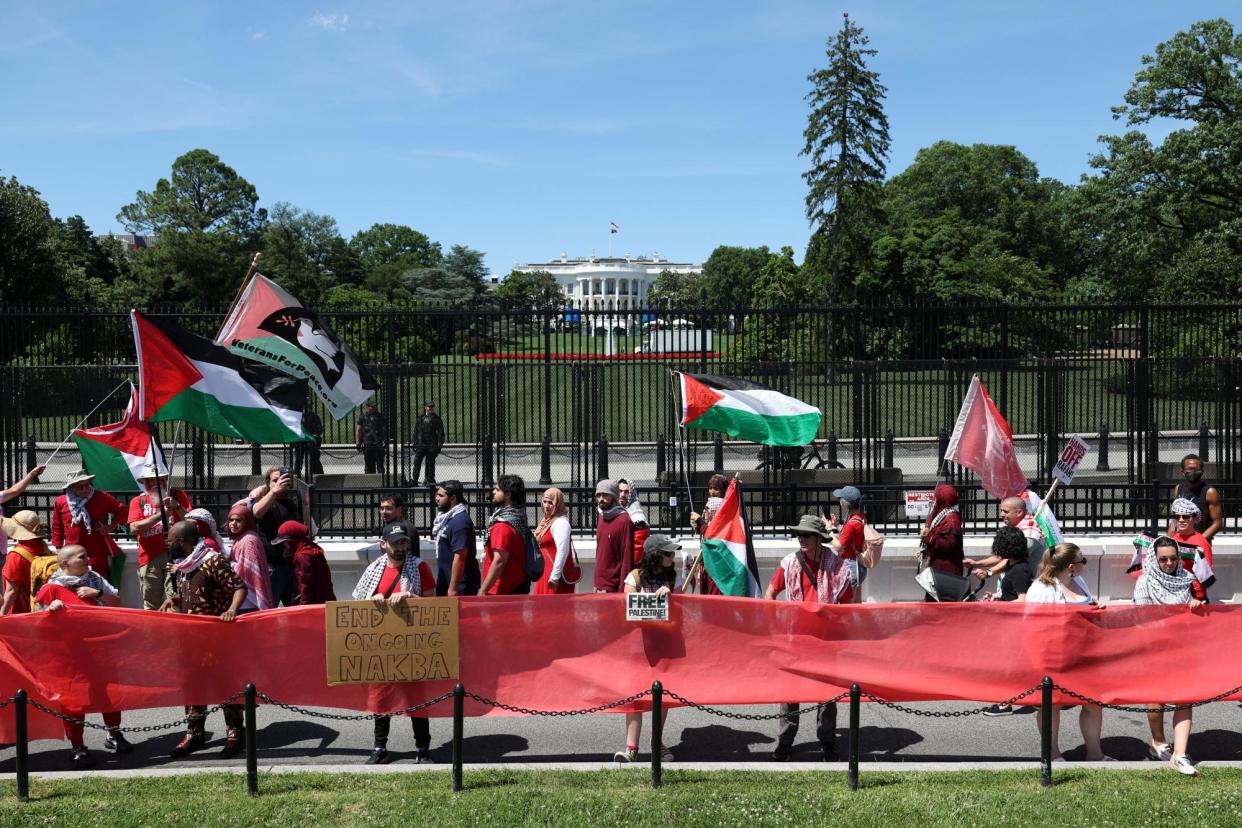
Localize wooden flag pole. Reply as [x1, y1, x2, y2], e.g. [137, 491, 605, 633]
[1031, 479, 1060, 521]
[216, 252, 263, 340]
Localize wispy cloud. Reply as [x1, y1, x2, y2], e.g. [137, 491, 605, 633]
[310, 12, 350, 33]
[251, 31, 266, 41]
[407, 147, 507, 167]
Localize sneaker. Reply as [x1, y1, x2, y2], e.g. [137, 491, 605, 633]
[70, 747, 96, 769]
[659, 747, 674, 762]
[1171, 754, 1198, 776]
[365, 747, 391, 765]
[219, 731, 243, 759]
[169, 733, 205, 758]
[1148, 742, 1173, 762]
[104, 732, 134, 754]
[613, 748, 638, 763]
[982, 704, 1013, 717]
[772, 743, 792, 762]
[414, 749, 434, 764]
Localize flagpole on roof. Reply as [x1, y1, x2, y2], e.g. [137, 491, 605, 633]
[44, 379, 133, 465]
[216, 251, 263, 340]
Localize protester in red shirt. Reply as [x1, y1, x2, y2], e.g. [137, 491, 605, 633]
[766, 514, 852, 761]
[1170, 498, 1213, 572]
[272, 520, 336, 604]
[479, 474, 532, 596]
[52, 469, 125, 585]
[593, 479, 634, 593]
[34, 544, 130, 766]
[127, 464, 192, 610]
[826, 484, 867, 602]
[0, 510, 54, 615]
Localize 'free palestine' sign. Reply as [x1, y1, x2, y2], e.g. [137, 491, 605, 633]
[325, 598, 460, 685]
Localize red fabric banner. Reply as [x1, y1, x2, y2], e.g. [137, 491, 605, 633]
[1, 597, 1238, 741]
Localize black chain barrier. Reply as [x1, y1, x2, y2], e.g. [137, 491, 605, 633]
[463, 688, 652, 716]
[24, 690, 246, 733]
[1052, 681, 1242, 714]
[860, 684, 1045, 718]
[254, 690, 455, 720]
[663, 689, 850, 720]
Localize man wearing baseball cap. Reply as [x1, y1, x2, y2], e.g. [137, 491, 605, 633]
[765, 514, 853, 761]
[351, 521, 437, 764]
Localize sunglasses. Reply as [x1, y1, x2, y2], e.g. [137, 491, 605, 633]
[1072, 558, 1087, 565]
[1156, 555, 1179, 564]
[1174, 513, 1195, 520]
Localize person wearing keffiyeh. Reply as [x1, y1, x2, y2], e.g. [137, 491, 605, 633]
[51, 470, 125, 586]
[479, 475, 533, 596]
[1134, 535, 1204, 776]
[224, 502, 273, 612]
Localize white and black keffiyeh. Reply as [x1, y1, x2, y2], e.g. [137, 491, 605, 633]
[1134, 544, 1196, 605]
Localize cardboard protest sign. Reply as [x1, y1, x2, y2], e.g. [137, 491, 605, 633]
[626, 591, 669, 621]
[1052, 436, 1090, 485]
[325, 598, 459, 685]
[904, 490, 935, 519]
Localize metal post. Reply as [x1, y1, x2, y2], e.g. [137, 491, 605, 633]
[656, 434, 666, 480]
[713, 435, 724, 472]
[598, 434, 609, 481]
[883, 429, 894, 469]
[452, 683, 465, 792]
[244, 684, 258, 796]
[937, 428, 949, 477]
[1040, 676, 1053, 787]
[848, 684, 860, 791]
[827, 432, 838, 469]
[482, 434, 494, 488]
[192, 431, 205, 487]
[651, 681, 663, 789]
[1096, 422, 1111, 471]
[1199, 422, 1210, 463]
[15, 689, 28, 802]
[25, 436, 36, 473]
[250, 442, 261, 476]
[539, 436, 552, 485]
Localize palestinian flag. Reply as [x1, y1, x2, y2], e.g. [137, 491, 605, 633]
[71, 384, 165, 493]
[132, 311, 310, 443]
[677, 372, 820, 447]
[215, 273, 377, 420]
[700, 478, 762, 597]
[1021, 490, 1063, 550]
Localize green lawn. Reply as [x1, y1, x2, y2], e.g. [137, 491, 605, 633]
[0, 768, 1236, 827]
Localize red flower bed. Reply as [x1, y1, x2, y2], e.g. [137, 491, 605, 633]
[473, 352, 721, 362]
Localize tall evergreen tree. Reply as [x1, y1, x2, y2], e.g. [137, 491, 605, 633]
[802, 12, 890, 303]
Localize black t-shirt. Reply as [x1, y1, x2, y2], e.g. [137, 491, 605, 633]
[1000, 559, 1035, 602]
[257, 494, 302, 562]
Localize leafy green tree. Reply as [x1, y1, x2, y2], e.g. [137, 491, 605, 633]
[441, 244, 488, 301]
[802, 12, 890, 302]
[261, 202, 352, 304]
[646, 268, 702, 308]
[700, 245, 769, 308]
[1079, 18, 1242, 302]
[491, 269, 566, 314]
[116, 149, 266, 306]
[350, 223, 441, 290]
[0, 174, 63, 306]
[738, 247, 815, 362]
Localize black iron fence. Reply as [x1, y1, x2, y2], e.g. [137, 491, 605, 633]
[3, 303, 1241, 489]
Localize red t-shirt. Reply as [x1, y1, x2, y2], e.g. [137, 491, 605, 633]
[837, 514, 866, 560]
[484, 522, 528, 595]
[2, 543, 52, 615]
[128, 490, 193, 565]
[372, 562, 435, 598]
[34, 583, 96, 608]
[768, 563, 822, 603]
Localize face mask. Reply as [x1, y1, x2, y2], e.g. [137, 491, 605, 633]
[1184, 469, 1203, 483]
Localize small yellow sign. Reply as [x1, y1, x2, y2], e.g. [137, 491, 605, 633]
[325, 598, 460, 685]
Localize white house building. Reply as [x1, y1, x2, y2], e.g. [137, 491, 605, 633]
[514, 252, 701, 311]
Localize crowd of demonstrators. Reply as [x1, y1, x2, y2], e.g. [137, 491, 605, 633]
[480, 475, 532, 596]
[614, 534, 684, 763]
[1135, 536, 1203, 776]
[1, 511, 54, 615]
[161, 521, 248, 758]
[534, 487, 577, 594]
[1169, 453, 1222, 542]
[355, 401, 387, 474]
[352, 521, 437, 764]
[128, 464, 192, 610]
[1022, 542, 1111, 762]
[766, 514, 853, 761]
[432, 482, 479, 597]
[35, 544, 127, 765]
[248, 467, 303, 607]
[617, 478, 648, 565]
[593, 479, 634, 594]
[411, 400, 445, 487]
[52, 470, 125, 588]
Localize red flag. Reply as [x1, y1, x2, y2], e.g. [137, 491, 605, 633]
[944, 375, 1028, 499]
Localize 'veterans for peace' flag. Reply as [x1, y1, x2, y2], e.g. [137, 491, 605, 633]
[71, 384, 165, 493]
[700, 478, 762, 597]
[215, 274, 377, 420]
[678, 372, 821, 447]
[944, 375, 1029, 500]
[131, 311, 310, 443]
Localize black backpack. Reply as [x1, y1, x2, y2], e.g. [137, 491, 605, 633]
[520, 525, 545, 582]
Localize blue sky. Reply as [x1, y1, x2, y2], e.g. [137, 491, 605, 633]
[1, 1, 1236, 277]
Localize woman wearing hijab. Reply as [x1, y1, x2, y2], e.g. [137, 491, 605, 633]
[1135, 536, 1204, 776]
[919, 483, 964, 580]
[224, 503, 273, 612]
[272, 520, 336, 604]
[51, 469, 126, 586]
[534, 488, 578, 594]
